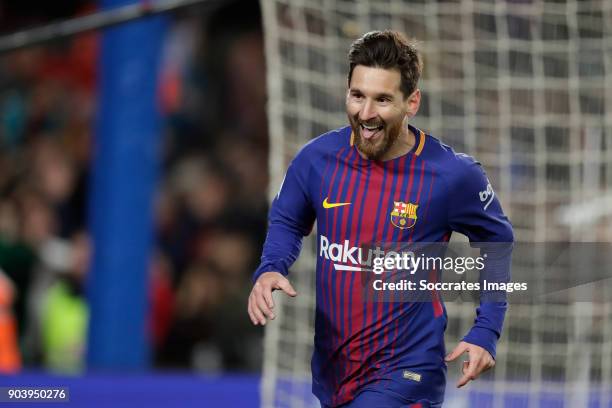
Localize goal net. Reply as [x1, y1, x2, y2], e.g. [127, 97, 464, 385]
[259, 1, 612, 407]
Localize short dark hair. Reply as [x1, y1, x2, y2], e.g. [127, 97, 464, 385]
[347, 30, 423, 98]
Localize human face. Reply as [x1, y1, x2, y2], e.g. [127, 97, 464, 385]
[346, 65, 419, 160]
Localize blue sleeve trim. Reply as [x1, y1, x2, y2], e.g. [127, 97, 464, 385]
[463, 326, 500, 359]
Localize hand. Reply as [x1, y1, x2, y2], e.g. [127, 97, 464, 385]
[445, 341, 495, 388]
[247, 272, 297, 326]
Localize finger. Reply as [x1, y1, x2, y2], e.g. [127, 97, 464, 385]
[457, 361, 476, 388]
[458, 354, 482, 388]
[247, 296, 259, 325]
[253, 307, 266, 325]
[274, 277, 297, 297]
[247, 305, 258, 325]
[445, 342, 468, 362]
[262, 286, 275, 309]
[256, 293, 276, 320]
[251, 285, 271, 324]
[479, 356, 495, 372]
[250, 296, 267, 325]
[457, 362, 491, 388]
[254, 282, 274, 315]
[457, 370, 474, 388]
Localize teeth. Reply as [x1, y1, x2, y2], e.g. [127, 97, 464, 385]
[361, 124, 382, 130]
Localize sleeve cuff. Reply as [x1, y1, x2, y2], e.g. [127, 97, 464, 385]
[462, 326, 499, 359]
[252, 261, 289, 283]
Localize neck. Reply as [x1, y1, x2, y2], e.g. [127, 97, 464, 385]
[378, 124, 416, 161]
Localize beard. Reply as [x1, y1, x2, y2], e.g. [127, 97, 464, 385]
[348, 113, 403, 161]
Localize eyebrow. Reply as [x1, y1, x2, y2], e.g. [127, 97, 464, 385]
[349, 88, 394, 99]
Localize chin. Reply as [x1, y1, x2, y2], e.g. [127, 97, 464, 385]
[357, 142, 386, 160]
[356, 132, 391, 159]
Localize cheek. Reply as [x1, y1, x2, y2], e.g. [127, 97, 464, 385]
[346, 103, 360, 118]
[381, 110, 404, 126]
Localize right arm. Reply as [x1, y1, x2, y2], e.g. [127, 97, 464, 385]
[248, 150, 316, 325]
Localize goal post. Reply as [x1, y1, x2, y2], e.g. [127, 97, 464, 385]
[260, 1, 612, 407]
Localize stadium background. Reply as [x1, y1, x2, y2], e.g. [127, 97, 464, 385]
[0, 0, 609, 407]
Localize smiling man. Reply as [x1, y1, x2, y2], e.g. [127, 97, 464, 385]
[248, 30, 513, 408]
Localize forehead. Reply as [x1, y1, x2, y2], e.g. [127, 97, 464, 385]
[349, 65, 402, 95]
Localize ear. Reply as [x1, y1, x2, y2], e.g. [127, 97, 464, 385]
[404, 89, 421, 118]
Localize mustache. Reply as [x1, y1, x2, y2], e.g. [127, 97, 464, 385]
[351, 116, 385, 128]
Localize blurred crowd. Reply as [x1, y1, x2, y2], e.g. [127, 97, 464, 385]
[0, 0, 267, 374]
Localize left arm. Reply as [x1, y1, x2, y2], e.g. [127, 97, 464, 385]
[444, 154, 514, 387]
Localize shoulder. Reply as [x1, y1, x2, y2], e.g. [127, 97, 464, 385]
[418, 131, 476, 168]
[286, 126, 351, 180]
[296, 125, 352, 160]
[417, 130, 488, 188]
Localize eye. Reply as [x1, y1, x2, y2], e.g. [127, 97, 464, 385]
[350, 91, 363, 100]
[377, 97, 390, 103]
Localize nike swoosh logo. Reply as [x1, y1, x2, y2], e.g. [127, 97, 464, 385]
[323, 197, 351, 209]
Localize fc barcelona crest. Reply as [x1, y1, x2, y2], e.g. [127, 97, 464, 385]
[390, 201, 418, 229]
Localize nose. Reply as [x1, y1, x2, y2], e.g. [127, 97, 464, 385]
[359, 100, 377, 122]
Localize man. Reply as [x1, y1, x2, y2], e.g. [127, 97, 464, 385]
[248, 30, 513, 408]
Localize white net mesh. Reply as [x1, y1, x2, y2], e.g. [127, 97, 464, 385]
[259, 1, 612, 407]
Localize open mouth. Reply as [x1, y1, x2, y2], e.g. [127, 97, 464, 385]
[360, 123, 384, 140]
